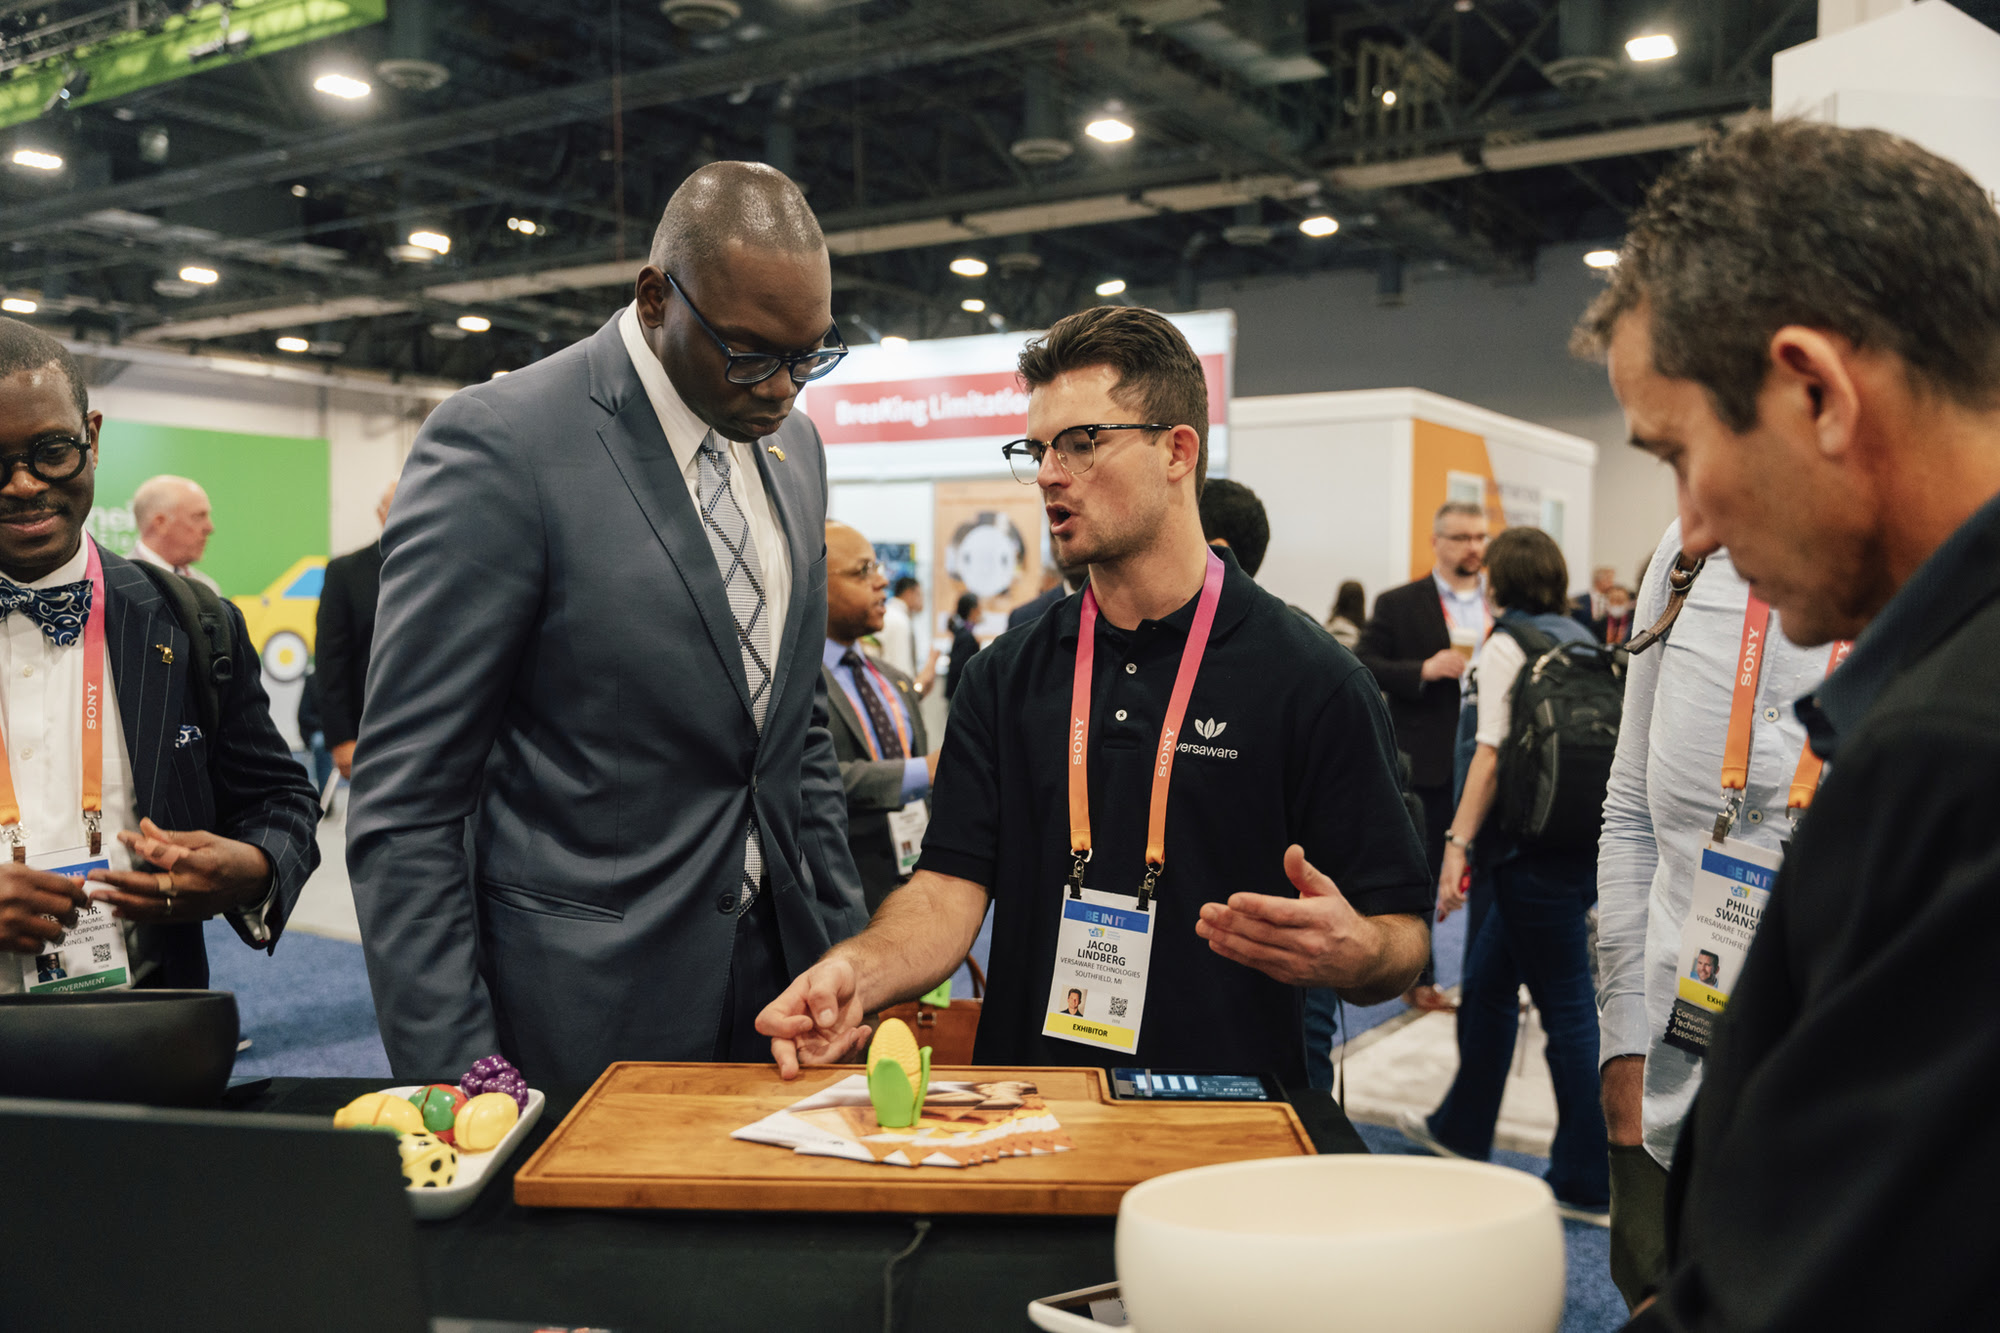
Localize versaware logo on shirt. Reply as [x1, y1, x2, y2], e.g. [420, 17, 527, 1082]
[1179, 718, 1238, 760]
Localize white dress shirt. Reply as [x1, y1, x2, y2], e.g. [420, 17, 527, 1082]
[0, 541, 143, 992]
[876, 596, 919, 677]
[129, 539, 220, 593]
[618, 302, 791, 640]
[1596, 521, 1832, 1168]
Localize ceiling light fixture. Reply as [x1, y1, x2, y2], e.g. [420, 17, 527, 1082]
[1095, 278, 1126, 297]
[456, 314, 492, 333]
[178, 265, 219, 285]
[275, 336, 310, 353]
[291, 184, 309, 198]
[506, 217, 541, 235]
[10, 149, 63, 171]
[1084, 116, 1134, 144]
[1381, 89, 1398, 106]
[408, 230, 451, 256]
[949, 257, 988, 278]
[960, 298, 986, 313]
[1584, 249, 1620, 269]
[1625, 34, 1677, 62]
[1298, 215, 1340, 238]
[314, 73, 372, 100]
[1, 298, 37, 314]
[880, 335, 910, 350]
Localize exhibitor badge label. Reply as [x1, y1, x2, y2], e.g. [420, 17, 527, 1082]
[18, 849, 126, 995]
[886, 802, 928, 878]
[1663, 837, 1779, 1058]
[1043, 886, 1155, 1054]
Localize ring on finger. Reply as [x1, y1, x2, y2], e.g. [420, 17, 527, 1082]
[156, 871, 175, 901]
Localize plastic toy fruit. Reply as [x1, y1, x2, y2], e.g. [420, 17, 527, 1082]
[460, 1054, 529, 1109]
[408, 1084, 467, 1144]
[454, 1091, 521, 1152]
[397, 1130, 458, 1188]
[333, 1092, 423, 1135]
[865, 1017, 931, 1129]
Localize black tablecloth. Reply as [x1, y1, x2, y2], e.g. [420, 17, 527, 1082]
[225, 1076, 1367, 1332]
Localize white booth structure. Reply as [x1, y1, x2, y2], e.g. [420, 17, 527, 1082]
[1229, 389, 1599, 621]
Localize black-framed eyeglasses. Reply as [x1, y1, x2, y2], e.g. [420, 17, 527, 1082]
[1001, 423, 1173, 484]
[0, 436, 90, 485]
[664, 272, 848, 386]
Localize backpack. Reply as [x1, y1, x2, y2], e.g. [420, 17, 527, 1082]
[131, 561, 235, 751]
[1493, 619, 1625, 851]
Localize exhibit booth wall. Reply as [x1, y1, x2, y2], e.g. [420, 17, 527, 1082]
[1229, 390, 1597, 621]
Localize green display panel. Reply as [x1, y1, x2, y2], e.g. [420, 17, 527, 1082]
[85, 420, 329, 599]
[0, 0, 386, 131]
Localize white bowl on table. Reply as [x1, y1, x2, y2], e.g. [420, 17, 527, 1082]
[1115, 1155, 1563, 1333]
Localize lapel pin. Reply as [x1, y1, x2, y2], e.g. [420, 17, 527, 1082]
[767, 444, 786, 461]
[155, 644, 174, 665]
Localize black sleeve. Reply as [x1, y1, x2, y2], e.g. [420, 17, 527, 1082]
[945, 630, 978, 702]
[913, 644, 1001, 890]
[1355, 593, 1426, 702]
[1289, 661, 1431, 918]
[211, 600, 324, 949]
[314, 557, 361, 746]
[1629, 712, 2000, 1331]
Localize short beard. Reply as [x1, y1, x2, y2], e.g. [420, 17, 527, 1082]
[1454, 555, 1483, 578]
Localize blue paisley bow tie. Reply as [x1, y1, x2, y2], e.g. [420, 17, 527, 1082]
[0, 578, 92, 647]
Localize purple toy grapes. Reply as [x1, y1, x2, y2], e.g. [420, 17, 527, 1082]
[459, 1054, 530, 1108]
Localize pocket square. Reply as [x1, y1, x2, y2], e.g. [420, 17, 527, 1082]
[175, 724, 202, 749]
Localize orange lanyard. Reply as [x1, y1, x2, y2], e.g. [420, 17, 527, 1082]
[841, 656, 912, 762]
[0, 539, 108, 862]
[1439, 587, 1489, 642]
[1067, 551, 1225, 910]
[1715, 592, 1849, 840]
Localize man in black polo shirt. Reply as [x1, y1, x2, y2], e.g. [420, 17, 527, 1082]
[760, 307, 1430, 1085]
[1573, 121, 2000, 1328]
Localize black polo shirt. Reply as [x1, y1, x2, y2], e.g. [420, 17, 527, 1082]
[918, 552, 1430, 1085]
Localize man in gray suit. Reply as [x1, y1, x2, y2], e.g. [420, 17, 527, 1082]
[820, 521, 934, 912]
[349, 163, 868, 1084]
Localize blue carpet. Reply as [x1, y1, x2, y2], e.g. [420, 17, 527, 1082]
[1355, 1122, 1626, 1333]
[204, 919, 390, 1079]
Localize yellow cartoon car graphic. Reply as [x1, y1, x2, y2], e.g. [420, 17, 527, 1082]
[231, 556, 326, 683]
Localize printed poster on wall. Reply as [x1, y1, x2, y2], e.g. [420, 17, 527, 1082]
[84, 420, 331, 748]
[932, 480, 1047, 640]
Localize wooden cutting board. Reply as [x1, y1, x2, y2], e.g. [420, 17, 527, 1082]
[512, 1062, 1314, 1215]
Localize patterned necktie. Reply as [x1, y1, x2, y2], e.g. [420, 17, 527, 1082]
[841, 649, 905, 760]
[0, 578, 92, 647]
[695, 432, 773, 911]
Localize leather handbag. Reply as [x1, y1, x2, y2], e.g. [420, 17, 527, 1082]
[880, 955, 984, 1065]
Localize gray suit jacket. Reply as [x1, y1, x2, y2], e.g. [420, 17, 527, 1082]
[348, 314, 868, 1084]
[821, 652, 929, 912]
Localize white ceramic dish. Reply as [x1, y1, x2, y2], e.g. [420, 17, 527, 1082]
[1116, 1155, 1563, 1333]
[382, 1084, 545, 1221]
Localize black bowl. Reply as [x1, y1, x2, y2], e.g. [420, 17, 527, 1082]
[0, 989, 239, 1108]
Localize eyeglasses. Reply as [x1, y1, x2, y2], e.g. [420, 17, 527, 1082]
[1001, 423, 1173, 484]
[664, 272, 848, 386]
[835, 558, 883, 581]
[0, 436, 90, 485]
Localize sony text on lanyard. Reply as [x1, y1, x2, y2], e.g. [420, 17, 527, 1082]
[0, 540, 109, 862]
[1712, 592, 1851, 843]
[1066, 550, 1226, 911]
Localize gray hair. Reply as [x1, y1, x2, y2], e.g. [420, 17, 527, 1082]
[649, 161, 825, 277]
[131, 475, 205, 528]
[1433, 501, 1485, 534]
[1573, 120, 2000, 432]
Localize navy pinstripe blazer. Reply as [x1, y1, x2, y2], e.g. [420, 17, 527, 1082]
[101, 544, 322, 986]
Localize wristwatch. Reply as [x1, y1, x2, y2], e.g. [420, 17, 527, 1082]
[1444, 831, 1474, 851]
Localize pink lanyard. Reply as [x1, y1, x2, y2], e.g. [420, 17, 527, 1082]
[0, 540, 108, 861]
[1067, 551, 1225, 910]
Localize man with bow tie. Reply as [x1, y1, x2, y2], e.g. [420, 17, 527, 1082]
[0, 318, 319, 991]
